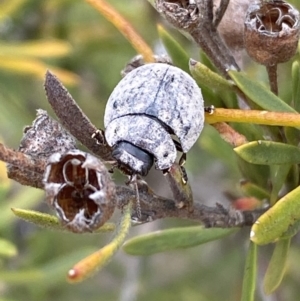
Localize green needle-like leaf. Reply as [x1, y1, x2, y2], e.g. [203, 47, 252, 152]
[235, 141, 300, 165]
[269, 164, 291, 205]
[123, 226, 237, 256]
[147, 0, 155, 6]
[0, 269, 44, 284]
[229, 71, 296, 113]
[0, 40, 72, 58]
[0, 248, 98, 285]
[157, 24, 190, 73]
[0, 0, 27, 21]
[190, 59, 233, 92]
[240, 181, 270, 200]
[284, 127, 300, 146]
[0, 238, 17, 258]
[292, 60, 300, 112]
[263, 239, 291, 295]
[251, 185, 300, 245]
[241, 242, 257, 301]
[281, 219, 300, 239]
[67, 201, 132, 282]
[0, 188, 44, 230]
[12, 208, 115, 233]
[12, 208, 64, 231]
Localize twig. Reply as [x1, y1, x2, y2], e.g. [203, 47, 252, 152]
[211, 122, 247, 147]
[0, 143, 46, 188]
[154, 0, 240, 77]
[266, 64, 279, 95]
[205, 108, 300, 127]
[213, 0, 230, 28]
[116, 186, 267, 228]
[0, 144, 266, 228]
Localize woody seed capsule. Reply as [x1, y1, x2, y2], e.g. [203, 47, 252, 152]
[244, 0, 300, 66]
[44, 150, 115, 233]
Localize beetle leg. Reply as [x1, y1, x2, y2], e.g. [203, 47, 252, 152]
[172, 140, 187, 166]
[127, 174, 142, 219]
[127, 177, 159, 224]
[91, 129, 106, 145]
[179, 153, 186, 166]
[204, 105, 215, 115]
[179, 165, 188, 184]
[164, 163, 194, 212]
[172, 139, 183, 152]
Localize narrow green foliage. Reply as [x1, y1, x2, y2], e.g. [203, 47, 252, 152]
[269, 164, 291, 205]
[0, 269, 44, 284]
[2, 0, 300, 298]
[229, 71, 296, 113]
[0, 188, 44, 230]
[12, 208, 115, 233]
[285, 164, 300, 192]
[200, 125, 240, 176]
[0, 184, 10, 202]
[197, 51, 238, 108]
[241, 242, 257, 301]
[237, 157, 270, 188]
[263, 239, 291, 295]
[0, 0, 27, 21]
[189, 60, 233, 92]
[281, 219, 300, 239]
[157, 25, 190, 73]
[123, 226, 237, 256]
[232, 122, 264, 142]
[67, 201, 132, 283]
[284, 127, 300, 146]
[240, 181, 270, 200]
[147, 0, 155, 7]
[0, 40, 72, 58]
[251, 185, 300, 245]
[12, 208, 64, 231]
[0, 238, 17, 257]
[0, 247, 98, 285]
[235, 141, 300, 165]
[292, 60, 300, 111]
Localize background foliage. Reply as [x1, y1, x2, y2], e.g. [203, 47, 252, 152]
[0, 0, 300, 300]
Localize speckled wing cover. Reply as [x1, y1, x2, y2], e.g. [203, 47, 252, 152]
[104, 63, 204, 153]
[105, 115, 177, 170]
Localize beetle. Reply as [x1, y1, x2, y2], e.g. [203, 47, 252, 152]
[104, 61, 205, 178]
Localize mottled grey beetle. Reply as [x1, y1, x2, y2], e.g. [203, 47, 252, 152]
[104, 62, 204, 177]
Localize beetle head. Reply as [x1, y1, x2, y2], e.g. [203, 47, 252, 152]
[112, 141, 154, 177]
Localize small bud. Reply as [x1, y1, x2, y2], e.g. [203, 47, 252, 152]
[232, 197, 261, 211]
[244, 0, 300, 66]
[44, 150, 115, 233]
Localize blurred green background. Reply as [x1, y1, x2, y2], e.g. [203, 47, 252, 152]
[1, 0, 300, 300]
